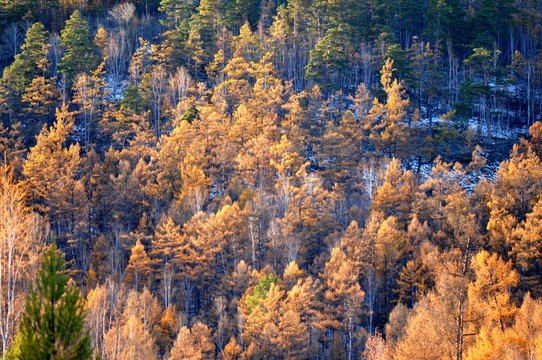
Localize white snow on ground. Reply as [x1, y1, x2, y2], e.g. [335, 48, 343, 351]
[105, 75, 127, 101]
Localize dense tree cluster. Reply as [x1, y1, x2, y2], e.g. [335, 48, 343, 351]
[2, 0, 542, 359]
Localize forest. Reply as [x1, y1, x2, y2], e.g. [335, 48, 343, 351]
[1, 0, 542, 359]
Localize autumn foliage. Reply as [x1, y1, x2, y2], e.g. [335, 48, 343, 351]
[2, 1, 542, 359]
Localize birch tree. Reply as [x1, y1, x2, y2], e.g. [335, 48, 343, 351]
[0, 165, 44, 357]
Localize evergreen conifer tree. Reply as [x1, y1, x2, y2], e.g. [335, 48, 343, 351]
[1, 22, 49, 94]
[59, 10, 98, 84]
[16, 243, 93, 360]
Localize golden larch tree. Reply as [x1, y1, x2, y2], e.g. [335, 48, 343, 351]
[170, 322, 215, 360]
[125, 239, 155, 291]
[0, 164, 45, 356]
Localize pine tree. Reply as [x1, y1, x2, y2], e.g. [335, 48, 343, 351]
[159, 0, 196, 29]
[159, 0, 195, 64]
[1, 22, 49, 95]
[58, 10, 98, 84]
[305, 26, 349, 91]
[463, 47, 501, 140]
[17, 243, 93, 360]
